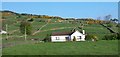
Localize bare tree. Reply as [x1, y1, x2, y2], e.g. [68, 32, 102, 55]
[104, 14, 112, 21]
[97, 17, 101, 20]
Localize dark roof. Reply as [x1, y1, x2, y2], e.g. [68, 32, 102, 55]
[51, 31, 74, 36]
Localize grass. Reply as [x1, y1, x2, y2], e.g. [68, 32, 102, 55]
[2, 40, 118, 55]
[2, 23, 111, 42]
[83, 24, 111, 39]
[2, 13, 111, 40]
[41, 22, 77, 30]
[27, 23, 111, 40]
[103, 23, 118, 33]
[32, 22, 47, 32]
[27, 28, 74, 39]
[2, 11, 119, 55]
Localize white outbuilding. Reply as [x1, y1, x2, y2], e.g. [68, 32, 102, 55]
[0, 30, 7, 34]
[51, 30, 86, 42]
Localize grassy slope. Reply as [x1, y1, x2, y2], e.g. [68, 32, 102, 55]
[2, 12, 118, 55]
[83, 24, 111, 39]
[2, 13, 111, 40]
[103, 23, 118, 33]
[26, 23, 111, 40]
[3, 40, 118, 55]
[2, 20, 111, 45]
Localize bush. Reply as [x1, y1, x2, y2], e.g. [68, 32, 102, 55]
[116, 23, 120, 27]
[28, 18, 34, 22]
[43, 34, 51, 42]
[85, 34, 92, 40]
[102, 33, 118, 40]
[20, 20, 32, 35]
[92, 36, 98, 41]
[117, 33, 120, 40]
[107, 23, 113, 28]
[85, 34, 98, 41]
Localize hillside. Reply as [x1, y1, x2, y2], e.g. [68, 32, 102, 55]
[1, 10, 119, 55]
[1, 10, 112, 40]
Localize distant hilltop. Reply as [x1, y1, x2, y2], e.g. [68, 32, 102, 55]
[1, 10, 96, 20]
[1, 10, 119, 24]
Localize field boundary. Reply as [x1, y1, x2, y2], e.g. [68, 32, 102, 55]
[100, 24, 116, 33]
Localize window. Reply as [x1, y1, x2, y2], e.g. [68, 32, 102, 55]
[65, 37, 70, 41]
[77, 36, 81, 39]
[56, 37, 60, 40]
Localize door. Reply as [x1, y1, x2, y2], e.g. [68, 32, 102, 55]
[73, 36, 76, 41]
[65, 37, 70, 41]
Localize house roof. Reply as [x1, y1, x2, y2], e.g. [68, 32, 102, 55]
[51, 31, 74, 36]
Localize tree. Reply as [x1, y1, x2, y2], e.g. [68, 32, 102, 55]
[104, 14, 112, 21]
[20, 20, 32, 35]
[110, 18, 119, 23]
[97, 17, 101, 20]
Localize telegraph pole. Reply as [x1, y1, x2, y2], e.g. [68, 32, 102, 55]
[6, 24, 8, 39]
[25, 26, 27, 41]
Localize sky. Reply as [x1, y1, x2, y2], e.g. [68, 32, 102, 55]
[1, 0, 120, 2]
[2, 2, 118, 19]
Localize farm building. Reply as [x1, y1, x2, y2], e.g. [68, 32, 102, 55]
[51, 30, 85, 42]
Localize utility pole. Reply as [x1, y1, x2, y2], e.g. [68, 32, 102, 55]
[6, 24, 8, 39]
[25, 26, 27, 41]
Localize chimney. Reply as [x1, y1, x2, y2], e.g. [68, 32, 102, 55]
[82, 30, 85, 34]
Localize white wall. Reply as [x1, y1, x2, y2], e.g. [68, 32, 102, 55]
[71, 30, 85, 41]
[0, 30, 7, 34]
[51, 30, 86, 42]
[51, 35, 69, 42]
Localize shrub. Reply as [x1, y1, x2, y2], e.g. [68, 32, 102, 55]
[85, 34, 98, 41]
[20, 20, 32, 35]
[28, 18, 34, 22]
[92, 35, 98, 41]
[85, 34, 92, 40]
[116, 23, 120, 27]
[102, 33, 118, 40]
[43, 34, 51, 42]
[107, 23, 113, 28]
[117, 33, 120, 40]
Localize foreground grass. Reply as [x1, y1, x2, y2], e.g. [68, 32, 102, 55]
[3, 40, 118, 55]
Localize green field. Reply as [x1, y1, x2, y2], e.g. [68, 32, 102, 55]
[1, 11, 119, 55]
[1, 12, 112, 40]
[3, 40, 118, 55]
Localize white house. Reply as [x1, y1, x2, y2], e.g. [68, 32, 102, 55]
[0, 30, 7, 34]
[51, 30, 85, 42]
